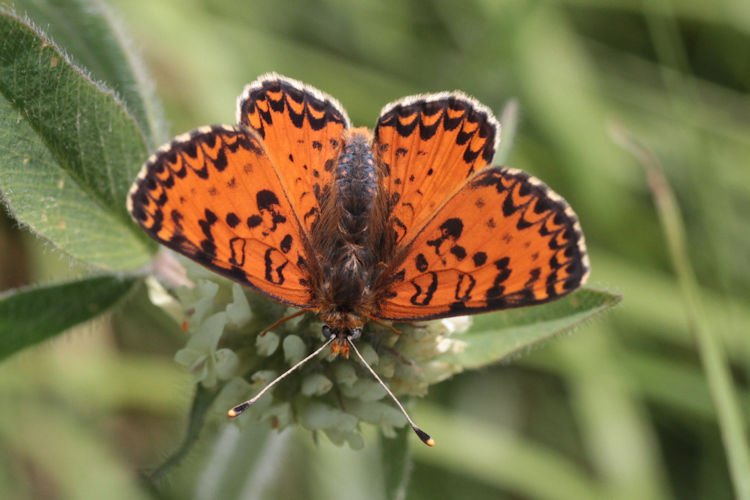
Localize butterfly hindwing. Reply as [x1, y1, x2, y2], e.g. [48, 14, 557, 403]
[128, 125, 317, 308]
[374, 93, 499, 246]
[372, 167, 590, 321]
[237, 73, 350, 234]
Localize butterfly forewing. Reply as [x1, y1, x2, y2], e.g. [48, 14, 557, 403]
[128, 125, 317, 308]
[373, 167, 590, 321]
[237, 73, 350, 235]
[374, 94, 499, 246]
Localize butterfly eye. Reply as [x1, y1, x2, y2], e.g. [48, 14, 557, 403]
[322, 325, 333, 339]
[349, 328, 362, 340]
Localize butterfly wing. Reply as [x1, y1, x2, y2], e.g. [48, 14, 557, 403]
[128, 126, 318, 308]
[374, 93, 499, 245]
[372, 167, 590, 321]
[237, 73, 350, 233]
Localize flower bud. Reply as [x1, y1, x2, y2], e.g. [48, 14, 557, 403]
[282, 335, 306, 365]
[301, 374, 333, 397]
[255, 331, 279, 356]
[226, 283, 252, 328]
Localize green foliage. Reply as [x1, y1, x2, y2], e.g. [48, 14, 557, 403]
[0, 275, 136, 360]
[0, 0, 747, 499]
[0, 10, 154, 270]
[440, 288, 621, 369]
[8, 0, 166, 147]
[380, 425, 412, 500]
[612, 125, 750, 498]
[412, 403, 607, 500]
[148, 383, 220, 482]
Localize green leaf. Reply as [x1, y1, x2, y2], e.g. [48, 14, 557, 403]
[0, 11, 155, 270]
[439, 288, 622, 369]
[379, 425, 412, 500]
[0, 275, 137, 361]
[7, 0, 166, 147]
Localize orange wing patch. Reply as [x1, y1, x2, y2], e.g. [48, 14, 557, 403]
[237, 73, 350, 234]
[373, 167, 589, 321]
[127, 126, 317, 308]
[374, 93, 499, 245]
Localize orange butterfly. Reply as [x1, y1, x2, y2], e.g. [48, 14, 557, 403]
[127, 73, 589, 445]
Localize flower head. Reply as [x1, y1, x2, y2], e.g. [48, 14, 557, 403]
[159, 255, 468, 447]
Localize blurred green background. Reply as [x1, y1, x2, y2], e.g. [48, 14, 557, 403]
[1, 0, 749, 499]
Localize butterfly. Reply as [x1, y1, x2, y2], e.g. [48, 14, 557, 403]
[127, 73, 589, 445]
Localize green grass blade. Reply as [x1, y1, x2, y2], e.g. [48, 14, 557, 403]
[0, 275, 137, 361]
[439, 288, 621, 370]
[494, 98, 519, 165]
[555, 330, 672, 500]
[612, 123, 750, 500]
[0, 11, 155, 270]
[412, 403, 606, 500]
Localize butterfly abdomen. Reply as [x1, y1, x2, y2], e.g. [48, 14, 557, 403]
[334, 128, 377, 242]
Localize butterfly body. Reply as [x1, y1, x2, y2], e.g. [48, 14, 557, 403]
[313, 127, 391, 354]
[128, 73, 589, 356]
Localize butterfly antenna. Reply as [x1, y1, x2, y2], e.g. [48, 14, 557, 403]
[228, 336, 335, 418]
[347, 338, 435, 447]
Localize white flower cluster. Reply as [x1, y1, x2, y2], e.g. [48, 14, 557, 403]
[147, 255, 469, 448]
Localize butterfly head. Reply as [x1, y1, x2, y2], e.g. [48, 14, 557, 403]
[322, 323, 362, 359]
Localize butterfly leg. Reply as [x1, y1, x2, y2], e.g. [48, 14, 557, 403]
[367, 317, 402, 336]
[258, 309, 307, 337]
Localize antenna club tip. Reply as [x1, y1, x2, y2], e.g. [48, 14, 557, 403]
[228, 402, 249, 418]
[415, 428, 434, 447]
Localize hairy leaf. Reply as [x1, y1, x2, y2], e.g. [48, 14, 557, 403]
[441, 288, 622, 369]
[0, 275, 137, 361]
[8, 0, 166, 147]
[0, 11, 154, 270]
